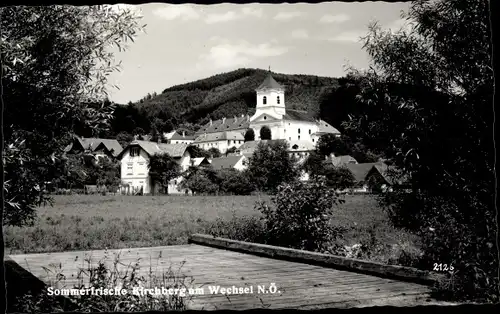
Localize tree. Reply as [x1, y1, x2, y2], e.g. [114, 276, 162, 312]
[95, 158, 121, 193]
[1, 5, 144, 226]
[207, 147, 222, 158]
[116, 132, 134, 149]
[246, 140, 299, 193]
[188, 146, 211, 159]
[322, 165, 355, 190]
[148, 153, 181, 195]
[217, 169, 254, 195]
[244, 129, 255, 142]
[342, 0, 495, 302]
[259, 126, 272, 140]
[225, 146, 238, 156]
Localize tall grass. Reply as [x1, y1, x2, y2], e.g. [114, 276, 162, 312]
[11, 251, 196, 312]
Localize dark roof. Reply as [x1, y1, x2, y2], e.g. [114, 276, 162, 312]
[118, 140, 188, 159]
[369, 164, 410, 186]
[170, 131, 196, 141]
[345, 162, 382, 182]
[65, 137, 123, 157]
[256, 73, 284, 91]
[194, 131, 245, 143]
[331, 155, 358, 167]
[283, 109, 316, 122]
[195, 115, 250, 135]
[314, 120, 341, 135]
[210, 155, 245, 169]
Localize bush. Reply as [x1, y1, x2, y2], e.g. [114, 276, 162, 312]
[255, 177, 345, 252]
[217, 169, 254, 195]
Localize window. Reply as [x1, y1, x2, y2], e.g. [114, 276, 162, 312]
[298, 128, 301, 134]
[130, 147, 139, 157]
[277, 96, 280, 104]
[309, 129, 311, 134]
[263, 116, 267, 120]
[298, 135, 301, 140]
[312, 139, 315, 142]
[263, 96, 267, 104]
[284, 129, 286, 133]
[126, 163, 133, 175]
[289, 137, 291, 140]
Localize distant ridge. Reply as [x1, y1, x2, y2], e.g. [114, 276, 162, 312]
[134, 68, 339, 128]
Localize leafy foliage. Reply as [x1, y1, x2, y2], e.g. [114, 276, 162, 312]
[217, 169, 254, 195]
[344, 0, 496, 302]
[316, 134, 380, 163]
[148, 154, 181, 195]
[207, 147, 222, 158]
[1, 5, 144, 226]
[255, 177, 345, 252]
[187, 146, 211, 159]
[259, 126, 272, 140]
[246, 140, 300, 193]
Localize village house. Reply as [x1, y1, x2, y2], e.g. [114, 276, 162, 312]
[192, 71, 341, 153]
[192, 130, 245, 154]
[190, 157, 211, 167]
[364, 163, 410, 193]
[117, 140, 190, 195]
[344, 162, 385, 193]
[64, 136, 123, 160]
[209, 155, 248, 171]
[167, 131, 196, 144]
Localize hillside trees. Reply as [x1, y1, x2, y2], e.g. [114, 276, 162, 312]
[343, 0, 495, 302]
[2, 5, 144, 226]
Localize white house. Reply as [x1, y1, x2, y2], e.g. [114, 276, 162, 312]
[209, 155, 248, 171]
[117, 140, 190, 195]
[192, 71, 340, 152]
[193, 130, 245, 154]
[169, 131, 196, 144]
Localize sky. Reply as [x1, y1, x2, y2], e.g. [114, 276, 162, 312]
[106, 2, 412, 104]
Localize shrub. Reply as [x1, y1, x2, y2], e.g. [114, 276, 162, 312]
[217, 169, 254, 195]
[255, 177, 345, 252]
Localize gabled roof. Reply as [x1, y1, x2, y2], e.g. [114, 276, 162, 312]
[170, 131, 196, 141]
[190, 157, 210, 167]
[314, 120, 341, 135]
[195, 115, 250, 135]
[163, 131, 176, 140]
[118, 140, 188, 159]
[209, 155, 246, 169]
[331, 155, 358, 167]
[288, 140, 315, 152]
[345, 162, 382, 182]
[194, 131, 245, 143]
[369, 164, 410, 186]
[256, 73, 284, 91]
[283, 109, 316, 122]
[65, 137, 123, 157]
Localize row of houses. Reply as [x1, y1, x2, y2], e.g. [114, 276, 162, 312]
[64, 135, 406, 195]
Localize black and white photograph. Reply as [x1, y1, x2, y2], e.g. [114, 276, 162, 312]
[1, 0, 496, 312]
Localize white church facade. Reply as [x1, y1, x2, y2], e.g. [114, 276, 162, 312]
[192, 72, 340, 154]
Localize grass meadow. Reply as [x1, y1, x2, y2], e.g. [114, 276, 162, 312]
[4, 194, 422, 266]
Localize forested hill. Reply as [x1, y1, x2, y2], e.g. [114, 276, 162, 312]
[133, 68, 340, 128]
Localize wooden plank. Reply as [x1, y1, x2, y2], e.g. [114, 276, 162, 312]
[7, 243, 444, 310]
[189, 234, 445, 285]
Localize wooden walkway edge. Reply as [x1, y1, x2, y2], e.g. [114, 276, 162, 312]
[188, 234, 446, 286]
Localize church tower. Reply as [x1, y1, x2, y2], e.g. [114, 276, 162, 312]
[254, 69, 286, 118]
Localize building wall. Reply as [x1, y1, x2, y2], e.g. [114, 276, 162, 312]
[195, 139, 244, 154]
[120, 148, 151, 193]
[120, 147, 190, 194]
[233, 157, 248, 171]
[255, 89, 286, 116]
[171, 139, 194, 145]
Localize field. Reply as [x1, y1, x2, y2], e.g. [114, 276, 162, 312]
[4, 194, 421, 266]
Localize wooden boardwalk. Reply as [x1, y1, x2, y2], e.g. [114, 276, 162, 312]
[8, 244, 445, 310]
